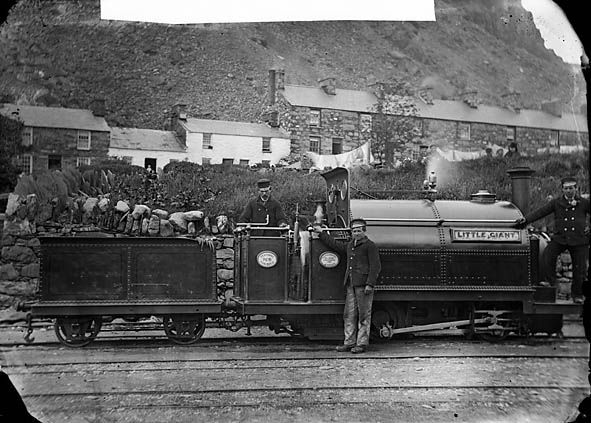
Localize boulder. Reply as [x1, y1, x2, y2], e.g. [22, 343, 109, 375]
[20, 263, 40, 278]
[160, 220, 174, 237]
[83, 197, 99, 215]
[148, 215, 160, 236]
[216, 248, 234, 260]
[98, 197, 110, 212]
[132, 204, 151, 219]
[169, 212, 188, 232]
[184, 210, 204, 221]
[115, 200, 130, 213]
[152, 209, 169, 219]
[3, 218, 33, 236]
[187, 222, 196, 234]
[1, 246, 37, 263]
[217, 269, 234, 281]
[141, 218, 150, 235]
[0, 263, 18, 280]
[26, 194, 38, 220]
[0, 280, 38, 296]
[5, 193, 21, 216]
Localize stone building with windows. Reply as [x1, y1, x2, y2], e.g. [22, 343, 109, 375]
[265, 70, 588, 164]
[0, 101, 110, 174]
[170, 104, 291, 166]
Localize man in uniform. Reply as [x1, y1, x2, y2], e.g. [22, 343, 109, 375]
[517, 176, 590, 303]
[239, 178, 288, 230]
[314, 218, 381, 353]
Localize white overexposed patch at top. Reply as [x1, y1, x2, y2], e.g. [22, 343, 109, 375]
[100, 0, 436, 24]
[521, 0, 584, 64]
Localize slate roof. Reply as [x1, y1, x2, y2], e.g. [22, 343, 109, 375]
[0, 103, 110, 132]
[183, 118, 289, 138]
[110, 127, 185, 152]
[281, 85, 588, 133]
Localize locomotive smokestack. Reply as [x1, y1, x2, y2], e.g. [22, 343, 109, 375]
[507, 167, 535, 215]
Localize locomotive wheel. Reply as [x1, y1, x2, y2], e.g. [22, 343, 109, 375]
[163, 314, 206, 345]
[479, 328, 509, 343]
[54, 317, 102, 347]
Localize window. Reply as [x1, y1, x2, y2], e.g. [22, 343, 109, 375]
[76, 157, 91, 167]
[549, 130, 559, 146]
[458, 122, 471, 140]
[309, 109, 321, 126]
[309, 136, 321, 154]
[332, 138, 342, 155]
[202, 157, 211, 165]
[261, 160, 271, 168]
[239, 159, 249, 166]
[506, 126, 516, 141]
[77, 130, 91, 150]
[222, 158, 234, 166]
[262, 137, 271, 153]
[22, 127, 33, 146]
[202, 133, 212, 149]
[48, 154, 62, 170]
[15, 154, 32, 174]
[359, 114, 372, 132]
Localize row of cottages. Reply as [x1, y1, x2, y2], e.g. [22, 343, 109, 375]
[0, 101, 110, 173]
[1, 101, 291, 174]
[266, 69, 589, 163]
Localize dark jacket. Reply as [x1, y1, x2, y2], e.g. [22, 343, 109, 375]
[238, 196, 287, 227]
[525, 195, 590, 246]
[319, 232, 381, 287]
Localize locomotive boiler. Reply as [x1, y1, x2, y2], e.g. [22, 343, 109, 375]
[27, 166, 580, 346]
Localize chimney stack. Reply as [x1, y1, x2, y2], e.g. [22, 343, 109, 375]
[90, 99, 106, 117]
[541, 99, 563, 117]
[507, 166, 535, 215]
[268, 69, 285, 105]
[501, 91, 521, 113]
[460, 90, 479, 108]
[171, 103, 187, 144]
[417, 87, 434, 105]
[319, 77, 336, 95]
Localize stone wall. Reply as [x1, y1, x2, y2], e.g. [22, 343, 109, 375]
[0, 191, 237, 322]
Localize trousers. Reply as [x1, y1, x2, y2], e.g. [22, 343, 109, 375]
[343, 282, 374, 347]
[542, 242, 588, 298]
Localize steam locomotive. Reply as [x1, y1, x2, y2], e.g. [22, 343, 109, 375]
[27, 167, 581, 347]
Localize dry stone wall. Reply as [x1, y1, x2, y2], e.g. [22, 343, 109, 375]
[0, 191, 236, 323]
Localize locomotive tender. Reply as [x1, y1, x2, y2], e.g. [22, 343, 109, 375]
[28, 167, 581, 346]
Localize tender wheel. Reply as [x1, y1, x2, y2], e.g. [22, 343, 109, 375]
[54, 317, 102, 347]
[163, 314, 206, 345]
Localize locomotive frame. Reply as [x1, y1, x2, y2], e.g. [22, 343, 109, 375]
[26, 166, 583, 346]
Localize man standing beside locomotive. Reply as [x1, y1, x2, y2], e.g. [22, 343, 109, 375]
[517, 176, 590, 304]
[239, 178, 288, 230]
[313, 218, 381, 353]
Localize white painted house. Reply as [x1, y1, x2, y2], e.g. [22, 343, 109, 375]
[170, 105, 291, 166]
[109, 127, 187, 170]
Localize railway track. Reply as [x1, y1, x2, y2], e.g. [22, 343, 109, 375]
[2, 342, 588, 423]
[1, 319, 587, 421]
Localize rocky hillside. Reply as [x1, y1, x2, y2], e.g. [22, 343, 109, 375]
[0, 0, 585, 129]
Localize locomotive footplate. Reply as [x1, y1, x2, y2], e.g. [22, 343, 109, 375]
[230, 298, 344, 315]
[374, 286, 536, 313]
